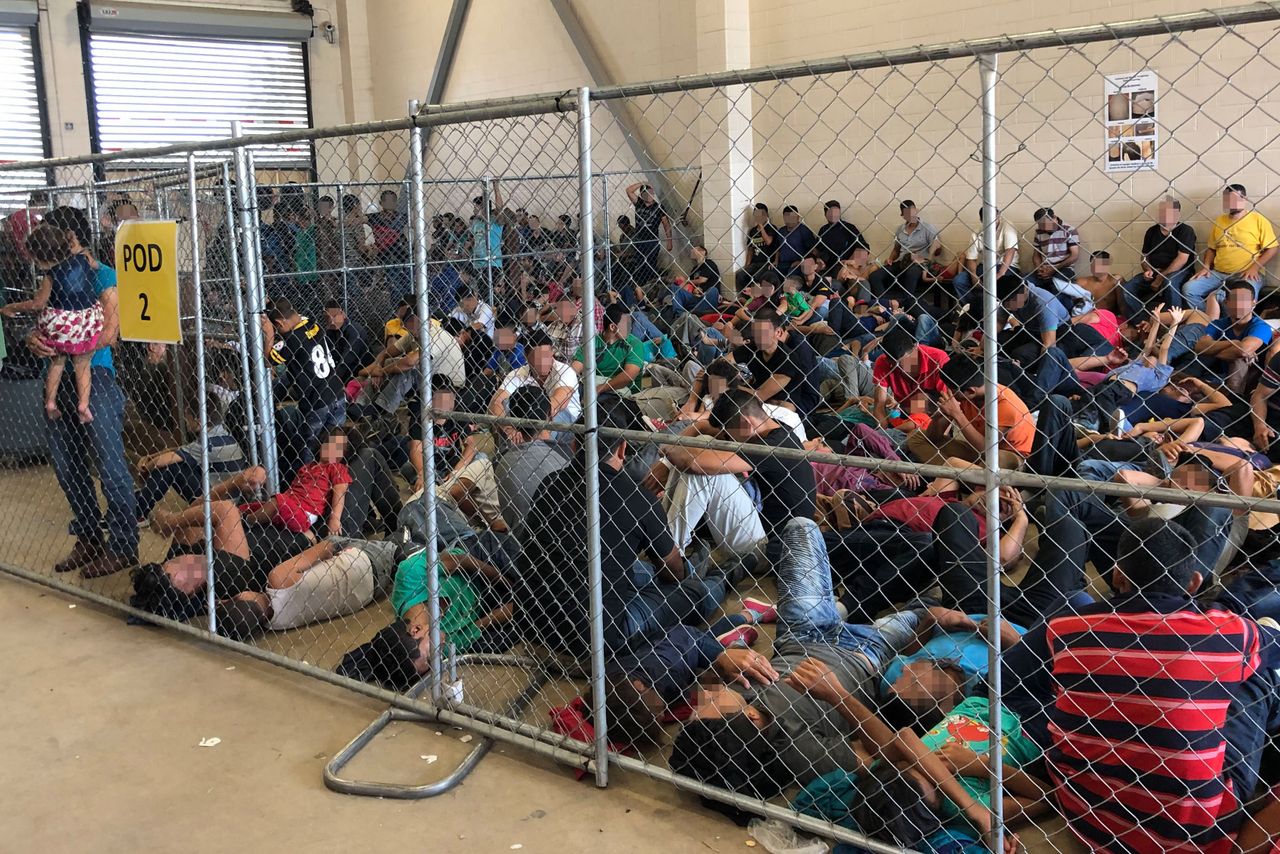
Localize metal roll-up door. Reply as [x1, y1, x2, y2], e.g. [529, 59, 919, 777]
[0, 10, 49, 212]
[85, 31, 311, 168]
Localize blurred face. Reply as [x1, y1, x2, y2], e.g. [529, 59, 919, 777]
[556, 299, 577, 324]
[1224, 189, 1247, 216]
[1171, 462, 1215, 493]
[750, 319, 781, 352]
[1157, 202, 1180, 229]
[461, 295, 478, 314]
[610, 313, 631, 339]
[897, 345, 920, 372]
[529, 216, 541, 230]
[319, 200, 334, 218]
[381, 192, 397, 213]
[889, 661, 964, 715]
[495, 328, 516, 350]
[691, 246, 706, 263]
[1091, 255, 1111, 277]
[164, 554, 210, 595]
[687, 685, 767, 729]
[753, 207, 768, 225]
[640, 187, 654, 204]
[1226, 287, 1255, 321]
[901, 205, 918, 224]
[115, 203, 139, 223]
[825, 205, 840, 224]
[723, 414, 765, 443]
[319, 433, 347, 464]
[705, 376, 729, 401]
[529, 344, 555, 377]
[800, 257, 816, 277]
[324, 307, 345, 329]
[783, 209, 799, 228]
[432, 389, 456, 415]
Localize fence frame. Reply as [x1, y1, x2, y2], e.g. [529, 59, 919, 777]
[4, 4, 1280, 849]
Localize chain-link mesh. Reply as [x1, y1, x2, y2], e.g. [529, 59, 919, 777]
[6, 8, 1280, 852]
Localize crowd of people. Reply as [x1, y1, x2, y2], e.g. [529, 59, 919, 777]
[5, 180, 1280, 854]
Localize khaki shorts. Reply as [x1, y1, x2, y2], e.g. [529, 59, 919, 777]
[266, 546, 375, 630]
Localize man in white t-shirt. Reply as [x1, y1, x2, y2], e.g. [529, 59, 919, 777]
[489, 329, 581, 424]
[952, 205, 1020, 303]
[449, 288, 496, 340]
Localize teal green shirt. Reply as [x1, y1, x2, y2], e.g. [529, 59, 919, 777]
[391, 548, 482, 651]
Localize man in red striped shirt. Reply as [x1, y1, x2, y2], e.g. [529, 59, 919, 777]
[1005, 517, 1280, 854]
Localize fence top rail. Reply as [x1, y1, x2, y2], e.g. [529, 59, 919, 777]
[2, 2, 1275, 176]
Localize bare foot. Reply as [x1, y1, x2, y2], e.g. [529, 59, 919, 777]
[77, 404, 94, 424]
[45, 402, 61, 421]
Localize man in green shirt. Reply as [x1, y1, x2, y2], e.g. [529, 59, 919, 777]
[572, 301, 646, 395]
[391, 546, 512, 656]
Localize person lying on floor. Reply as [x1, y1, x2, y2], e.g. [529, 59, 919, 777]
[667, 514, 979, 798]
[597, 610, 783, 748]
[134, 392, 247, 521]
[147, 427, 352, 537]
[786, 657, 1047, 853]
[229, 535, 397, 632]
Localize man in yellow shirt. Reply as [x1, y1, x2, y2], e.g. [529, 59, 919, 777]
[1184, 183, 1278, 309]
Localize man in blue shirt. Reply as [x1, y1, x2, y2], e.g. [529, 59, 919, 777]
[1195, 279, 1274, 392]
[776, 204, 815, 277]
[27, 207, 138, 578]
[996, 273, 1075, 404]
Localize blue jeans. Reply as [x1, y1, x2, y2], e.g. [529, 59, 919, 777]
[630, 309, 668, 349]
[134, 457, 203, 518]
[301, 397, 348, 464]
[952, 265, 1020, 302]
[774, 517, 920, 667]
[1183, 268, 1259, 311]
[47, 367, 138, 560]
[1120, 266, 1193, 316]
[914, 312, 942, 347]
[624, 561, 727, 639]
[671, 285, 719, 316]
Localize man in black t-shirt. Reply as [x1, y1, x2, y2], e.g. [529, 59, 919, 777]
[1121, 197, 1198, 319]
[267, 298, 346, 459]
[735, 202, 781, 293]
[814, 199, 868, 272]
[626, 182, 673, 288]
[668, 244, 723, 317]
[513, 400, 728, 656]
[735, 309, 821, 418]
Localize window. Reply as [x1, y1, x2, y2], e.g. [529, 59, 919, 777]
[85, 32, 311, 167]
[0, 20, 48, 212]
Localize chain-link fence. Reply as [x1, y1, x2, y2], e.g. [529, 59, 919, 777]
[5, 5, 1280, 852]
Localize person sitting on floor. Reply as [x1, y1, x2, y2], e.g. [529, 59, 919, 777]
[1005, 517, 1280, 854]
[134, 393, 246, 521]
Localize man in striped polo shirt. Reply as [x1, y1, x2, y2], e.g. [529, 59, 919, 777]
[1005, 517, 1280, 853]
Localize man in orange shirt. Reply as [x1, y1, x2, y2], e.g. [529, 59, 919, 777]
[906, 353, 1033, 470]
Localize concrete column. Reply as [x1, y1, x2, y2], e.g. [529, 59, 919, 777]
[694, 0, 753, 300]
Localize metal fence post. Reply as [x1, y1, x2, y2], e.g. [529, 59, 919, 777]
[232, 123, 280, 493]
[483, 175, 495, 309]
[577, 85, 609, 789]
[601, 173, 612, 296]
[187, 154, 217, 635]
[337, 181, 349, 311]
[408, 101, 444, 703]
[221, 160, 259, 468]
[978, 51, 1006, 854]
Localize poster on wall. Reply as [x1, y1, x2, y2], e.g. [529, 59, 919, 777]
[1104, 70, 1158, 172]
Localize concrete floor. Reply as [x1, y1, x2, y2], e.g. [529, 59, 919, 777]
[0, 574, 752, 854]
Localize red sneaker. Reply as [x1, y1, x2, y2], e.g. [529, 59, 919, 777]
[740, 597, 777, 624]
[716, 625, 759, 649]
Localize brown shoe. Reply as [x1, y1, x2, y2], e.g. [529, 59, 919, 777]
[80, 553, 135, 580]
[54, 539, 105, 574]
